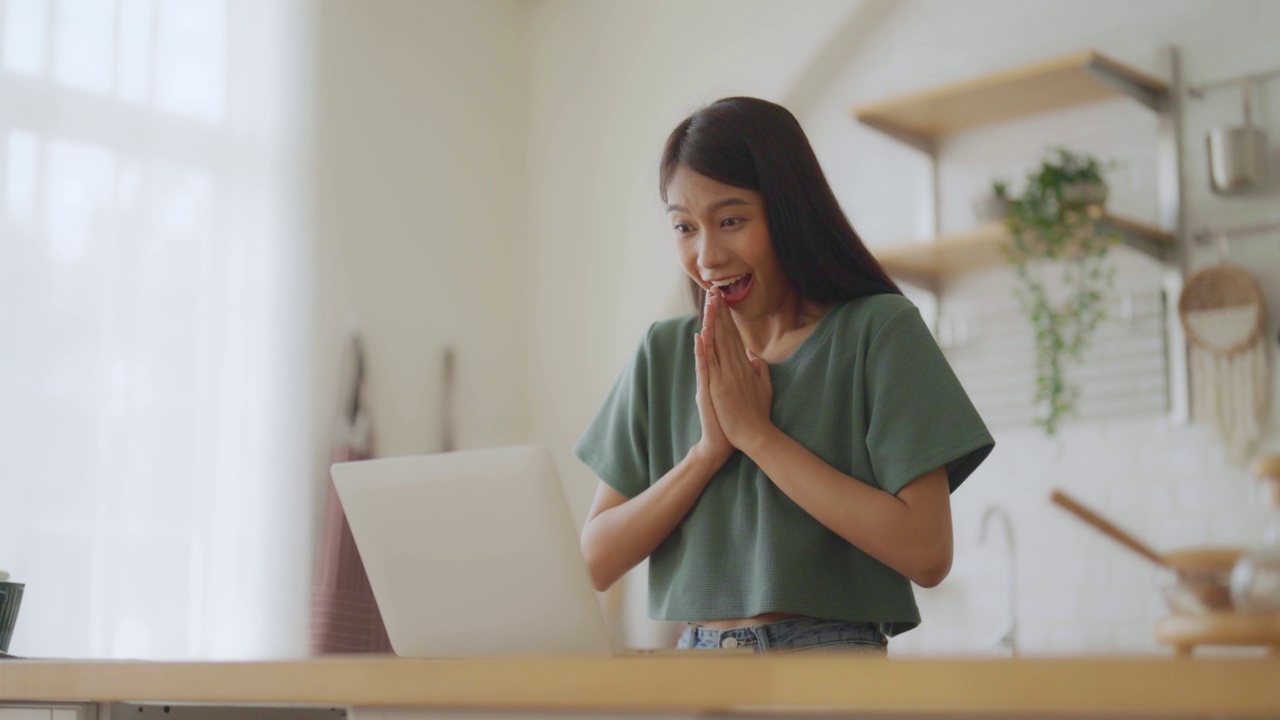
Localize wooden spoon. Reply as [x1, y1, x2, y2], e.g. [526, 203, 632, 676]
[1050, 489, 1168, 568]
[1051, 490, 1246, 612]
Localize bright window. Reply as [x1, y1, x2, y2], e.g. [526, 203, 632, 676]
[0, 0, 313, 660]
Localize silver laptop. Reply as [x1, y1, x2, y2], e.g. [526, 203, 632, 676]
[331, 445, 614, 657]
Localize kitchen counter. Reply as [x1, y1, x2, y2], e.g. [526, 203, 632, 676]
[2, 654, 1279, 719]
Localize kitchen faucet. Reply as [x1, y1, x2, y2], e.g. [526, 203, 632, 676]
[979, 504, 1018, 657]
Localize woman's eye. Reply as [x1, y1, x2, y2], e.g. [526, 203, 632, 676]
[674, 223, 694, 233]
[721, 217, 742, 228]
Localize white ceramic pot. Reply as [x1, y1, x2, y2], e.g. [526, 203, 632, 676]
[1059, 181, 1108, 209]
[972, 194, 1010, 224]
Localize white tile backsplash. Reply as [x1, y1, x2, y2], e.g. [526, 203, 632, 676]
[893, 409, 1275, 657]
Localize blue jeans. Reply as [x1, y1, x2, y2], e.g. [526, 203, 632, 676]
[675, 616, 889, 655]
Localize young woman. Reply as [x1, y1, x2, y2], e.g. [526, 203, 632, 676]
[573, 97, 994, 654]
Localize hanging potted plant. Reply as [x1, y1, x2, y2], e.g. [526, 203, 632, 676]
[972, 178, 1011, 224]
[1001, 147, 1120, 436]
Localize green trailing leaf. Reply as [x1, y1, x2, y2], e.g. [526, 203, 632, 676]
[999, 148, 1120, 436]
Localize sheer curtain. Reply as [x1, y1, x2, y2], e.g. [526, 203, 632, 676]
[0, 0, 314, 659]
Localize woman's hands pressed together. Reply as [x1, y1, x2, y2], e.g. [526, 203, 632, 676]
[694, 288, 775, 459]
[691, 298, 733, 468]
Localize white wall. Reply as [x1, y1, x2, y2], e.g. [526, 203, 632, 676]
[310, 0, 534, 484]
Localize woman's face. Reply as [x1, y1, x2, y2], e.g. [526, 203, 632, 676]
[666, 165, 791, 318]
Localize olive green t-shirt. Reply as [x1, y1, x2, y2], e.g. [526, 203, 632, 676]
[572, 294, 994, 635]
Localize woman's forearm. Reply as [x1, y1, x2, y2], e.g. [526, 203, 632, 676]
[741, 427, 953, 587]
[580, 450, 722, 592]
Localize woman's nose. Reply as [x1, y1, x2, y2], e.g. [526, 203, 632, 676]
[696, 233, 729, 267]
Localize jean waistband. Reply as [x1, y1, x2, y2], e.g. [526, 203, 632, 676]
[684, 617, 886, 648]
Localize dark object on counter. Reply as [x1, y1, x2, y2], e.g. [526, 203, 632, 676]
[0, 582, 23, 653]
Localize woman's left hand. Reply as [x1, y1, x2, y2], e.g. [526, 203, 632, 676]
[703, 288, 774, 454]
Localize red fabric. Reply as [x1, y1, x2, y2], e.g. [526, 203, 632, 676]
[310, 444, 393, 654]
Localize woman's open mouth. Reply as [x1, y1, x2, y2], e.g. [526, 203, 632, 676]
[713, 274, 753, 306]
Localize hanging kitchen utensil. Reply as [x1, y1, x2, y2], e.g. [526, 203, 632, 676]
[1207, 80, 1270, 195]
[1178, 256, 1269, 465]
[1050, 490, 1167, 567]
[1050, 490, 1242, 613]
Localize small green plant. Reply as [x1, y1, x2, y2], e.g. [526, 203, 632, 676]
[1033, 147, 1105, 187]
[1001, 148, 1120, 436]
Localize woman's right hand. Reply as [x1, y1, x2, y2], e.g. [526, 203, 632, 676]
[692, 303, 733, 469]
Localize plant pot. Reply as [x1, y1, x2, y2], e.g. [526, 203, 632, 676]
[1060, 181, 1108, 209]
[0, 582, 23, 653]
[972, 194, 1010, 224]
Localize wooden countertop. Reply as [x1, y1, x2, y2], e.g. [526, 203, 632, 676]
[2, 655, 1279, 717]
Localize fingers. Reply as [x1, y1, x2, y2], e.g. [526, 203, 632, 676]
[694, 333, 709, 392]
[702, 292, 718, 370]
[709, 290, 729, 366]
[715, 291, 746, 346]
[703, 288, 715, 335]
[747, 349, 772, 391]
[711, 292, 732, 358]
[709, 290, 748, 377]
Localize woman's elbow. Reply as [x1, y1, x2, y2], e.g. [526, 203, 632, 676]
[588, 572, 613, 593]
[910, 542, 954, 588]
[911, 560, 951, 589]
[580, 531, 616, 592]
[586, 562, 615, 593]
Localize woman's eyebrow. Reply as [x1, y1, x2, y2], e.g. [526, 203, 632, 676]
[666, 198, 752, 213]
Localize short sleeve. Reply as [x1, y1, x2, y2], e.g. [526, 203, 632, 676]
[572, 325, 653, 499]
[864, 306, 994, 495]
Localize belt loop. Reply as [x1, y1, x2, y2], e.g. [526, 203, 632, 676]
[699, 625, 719, 646]
[752, 624, 769, 652]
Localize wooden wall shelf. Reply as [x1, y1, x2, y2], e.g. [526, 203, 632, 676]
[852, 49, 1178, 289]
[852, 51, 1169, 151]
[872, 216, 1174, 287]
[851, 46, 1188, 422]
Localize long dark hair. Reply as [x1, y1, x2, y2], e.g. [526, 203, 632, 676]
[659, 97, 900, 320]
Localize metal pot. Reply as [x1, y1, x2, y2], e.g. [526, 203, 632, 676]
[1207, 81, 1269, 195]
